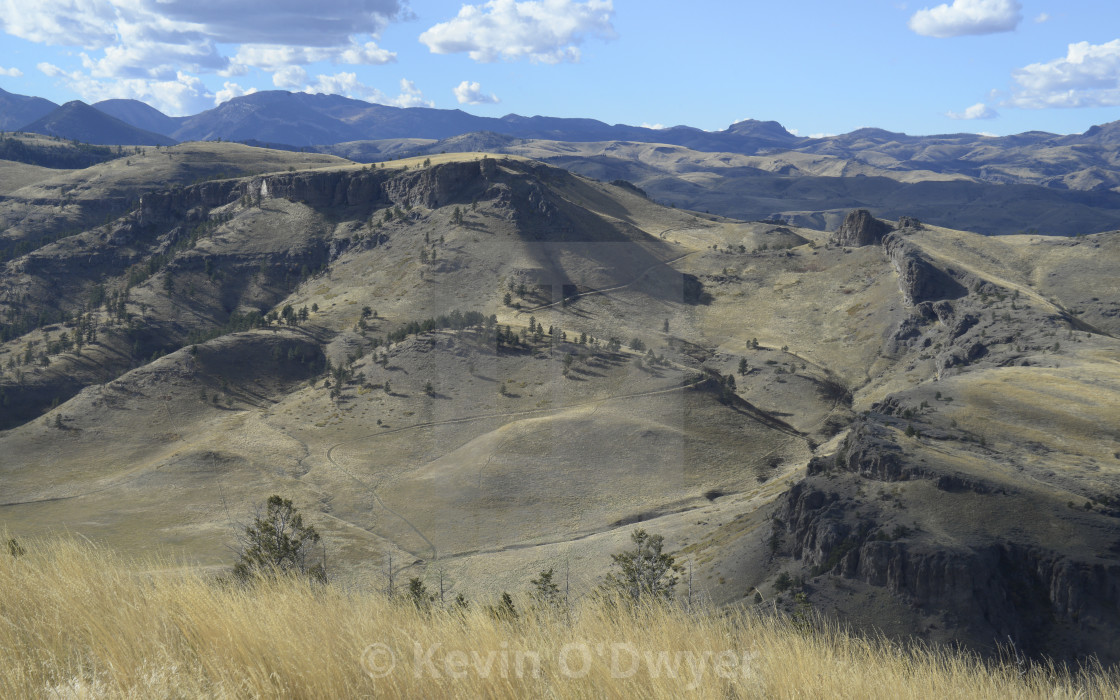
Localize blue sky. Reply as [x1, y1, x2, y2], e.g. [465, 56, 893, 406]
[0, 0, 1118, 137]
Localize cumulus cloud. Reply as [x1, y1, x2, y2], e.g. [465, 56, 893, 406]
[420, 0, 616, 63]
[1007, 39, 1120, 108]
[37, 62, 68, 78]
[909, 0, 1021, 37]
[230, 40, 395, 73]
[453, 80, 499, 104]
[0, 0, 120, 47]
[272, 65, 309, 89]
[947, 102, 999, 119]
[214, 81, 257, 106]
[4, 0, 406, 111]
[0, 66, 22, 77]
[38, 61, 212, 114]
[301, 73, 431, 108]
[1034, 12, 1050, 23]
[305, 72, 382, 100]
[339, 41, 397, 65]
[640, 122, 665, 130]
[392, 79, 434, 108]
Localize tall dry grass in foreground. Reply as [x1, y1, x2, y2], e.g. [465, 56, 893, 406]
[1, 538, 1116, 699]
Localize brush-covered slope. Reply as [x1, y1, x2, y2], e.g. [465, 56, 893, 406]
[1, 148, 1118, 665]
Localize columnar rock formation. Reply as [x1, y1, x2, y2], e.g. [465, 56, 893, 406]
[830, 209, 893, 247]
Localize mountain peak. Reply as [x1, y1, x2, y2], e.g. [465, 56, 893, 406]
[0, 87, 59, 129]
[726, 118, 798, 139]
[93, 99, 183, 137]
[20, 100, 176, 146]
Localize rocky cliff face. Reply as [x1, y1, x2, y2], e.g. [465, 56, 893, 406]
[381, 159, 498, 209]
[830, 209, 893, 247]
[882, 233, 967, 306]
[137, 158, 506, 224]
[137, 181, 242, 225]
[774, 421, 1120, 663]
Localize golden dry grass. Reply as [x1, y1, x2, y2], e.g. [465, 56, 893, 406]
[1, 537, 1116, 699]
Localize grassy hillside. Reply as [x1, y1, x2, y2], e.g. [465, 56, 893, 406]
[1, 538, 1116, 699]
[1, 147, 1119, 665]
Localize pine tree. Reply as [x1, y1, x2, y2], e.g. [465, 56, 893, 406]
[531, 568, 562, 610]
[603, 529, 681, 603]
[232, 496, 326, 583]
[720, 373, 737, 403]
[488, 592, 518, 621]
[408, 577, 433, 611]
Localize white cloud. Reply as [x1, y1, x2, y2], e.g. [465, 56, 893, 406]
[38, 62, 213, 114]
[784, 127, 837, 137]
[231, 41, 395, 72]
[0, 66, 23, 77]
[640, 122, 665, 130]
[0, 0, 119, 48]
[391, 79, 433, 108]
[272, 65, 308, 89]
[339, 41, 397, 65]
[420, 0, 616, 63]
[908, 0, 1021, 37]
[37, 62, 69, 78]
[3, 0, 406, 108]
[947, 102, 999, 119]
[301, 73, 431, 108]
[305, 72, 382, 100]
[233, 46, 333, 73]
[453, 80, 499, 104]
[1007, 39, 1120, 108]
[214, 81, 256, 106]
[1034, 12, 1049, 23]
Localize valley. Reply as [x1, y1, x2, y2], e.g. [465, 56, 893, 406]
[0, 136, 1118, 667]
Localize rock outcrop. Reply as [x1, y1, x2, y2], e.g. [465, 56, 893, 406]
[775, 420, 1120, 663]
[830, 209, 893, 247]
[882, 232, 967, 306]
[381, 159, 498, 208]
[137, 158, 506, 224]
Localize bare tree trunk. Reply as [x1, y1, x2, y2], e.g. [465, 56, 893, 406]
[387, 552, 394, 599]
